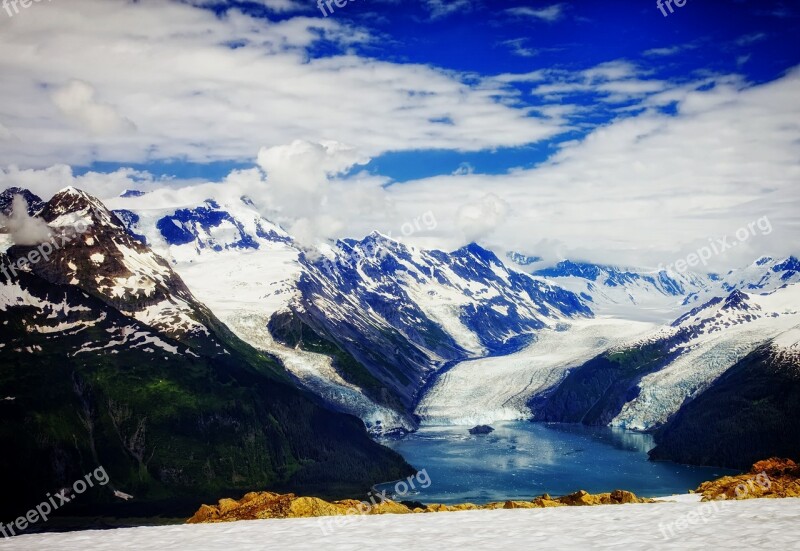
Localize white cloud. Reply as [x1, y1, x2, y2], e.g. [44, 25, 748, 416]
[456, 193, 509, 242]
[0, 195, 52, 246]
[377, 67, 800, 269]
[643, 44, 697, 57]
[0, 165, 167, 202]
[0, 0, 560, 168]
[736, 32, 768, 46]
[9, 67, 798, 269]
[51, 80, 136, 135]
[252, 0, 310, 13]
[255, 139, 374, 247]
[505, 4, 566, 22]
[424, 0, 475, 20]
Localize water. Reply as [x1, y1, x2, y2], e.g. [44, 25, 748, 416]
[375, 421, 737, 504]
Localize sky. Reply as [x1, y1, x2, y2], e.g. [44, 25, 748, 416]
[0, 0, 798, 270]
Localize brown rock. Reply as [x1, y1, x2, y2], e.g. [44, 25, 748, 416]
[696, 457, 800, 501]
[608, 490, 640, 504]
[187, 485, 653, 525]
[557, 490, 600, 506]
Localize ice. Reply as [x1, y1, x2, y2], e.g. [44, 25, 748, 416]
[417, 317, 655, 425]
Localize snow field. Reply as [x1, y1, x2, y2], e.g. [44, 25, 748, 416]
[3, 497, 799, 550]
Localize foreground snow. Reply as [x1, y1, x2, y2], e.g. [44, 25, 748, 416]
[4, 498, 799, 550]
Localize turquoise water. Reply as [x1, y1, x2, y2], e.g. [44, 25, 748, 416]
[375, 422, 737, 504]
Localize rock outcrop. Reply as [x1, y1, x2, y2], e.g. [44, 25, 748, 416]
[696, 458, 800, 501]
[187, 489, 653, 524]
[469, 425, 495, 435]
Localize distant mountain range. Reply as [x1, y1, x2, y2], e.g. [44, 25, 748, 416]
[2, 186, 798, 489]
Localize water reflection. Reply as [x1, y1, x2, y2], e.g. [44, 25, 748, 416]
[543, 423, 656, 454]
[376, 421, 736, 504]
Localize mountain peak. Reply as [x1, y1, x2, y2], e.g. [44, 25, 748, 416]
[43, 187, 119, 229]
[723, 289, 751, 309]
[0, 187, 44, 216]
[453, 242, 501, 265]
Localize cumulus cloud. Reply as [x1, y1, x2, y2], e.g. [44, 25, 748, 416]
[51, 80, 136, 135]
[456, 193, 509, 243]
[0, 196, 52, 246]
[256, 139, 374, 247]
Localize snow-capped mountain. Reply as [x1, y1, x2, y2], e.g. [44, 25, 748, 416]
[533, 282, 800, 436]
[0, 187, 44, 216]
[530, 260, 715, 322]
[683, 255, 800, 304]
[107, 192, 593, 432]
[284, 236, 592, 410]
[107, 188, 799, 443]
[105, 192, 411, 429]
[649, 323, 800, 469]
[0, 186, 413, 513]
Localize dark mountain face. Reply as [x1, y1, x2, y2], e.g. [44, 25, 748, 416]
[529, 333, 688, 426]
[0, 188, 413, 521]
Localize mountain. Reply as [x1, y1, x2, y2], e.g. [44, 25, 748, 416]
[0, 187, 413, 520]
[107, 193, 417, 432]
[108, 193, 594, 433]
[99, 187, 800, 466]
[531, 283, 800, 435]
[0, 187, 44, 215]
[273, 235, 592, 425]
[649, 326, 800, 469]
[531, 260, 715, 322]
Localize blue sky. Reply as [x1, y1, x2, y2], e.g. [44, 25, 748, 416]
[1, 0, 798, 268]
